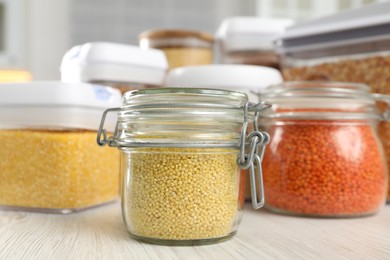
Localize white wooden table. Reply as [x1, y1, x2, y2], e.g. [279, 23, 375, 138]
[1, 201, 389, 260]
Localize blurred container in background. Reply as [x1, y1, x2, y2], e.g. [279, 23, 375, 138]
[0, 69, 31, 82]
[139, 29, 214, 70]
[60, 42, 168, 94]
[215, 17, 293, 69]
[165, 64, 282, 102]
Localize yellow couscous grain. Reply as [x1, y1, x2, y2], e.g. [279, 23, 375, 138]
[0, 130, 119, 210]
[122, 148, 240, 240]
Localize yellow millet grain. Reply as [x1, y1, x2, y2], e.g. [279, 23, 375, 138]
[0, 130, 119, 210]
[122, 148, 239, 240]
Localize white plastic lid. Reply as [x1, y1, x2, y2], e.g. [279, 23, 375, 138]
[164, 65, 283, 101]
[0, 82, 122, 131]
[60, 42, 168, 86]
[216, 17, 294, 51]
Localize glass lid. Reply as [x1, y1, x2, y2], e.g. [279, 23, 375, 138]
[116, 88, 261, 147]
[123, 87, 248, 108]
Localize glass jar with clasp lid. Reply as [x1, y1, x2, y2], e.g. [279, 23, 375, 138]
[259, 82, 389, 217]
[97, 88, 270, 245]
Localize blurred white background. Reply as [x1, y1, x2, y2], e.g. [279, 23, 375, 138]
[0, 0, 386, 80]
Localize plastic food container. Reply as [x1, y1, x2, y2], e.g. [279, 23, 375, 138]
[259, 82, 388, 217]
[97, 88, 270, 245]
[165, 64, 283, 102]
[60, 42, 168, 93]
[215, 17, 293, 69]
[275, 2, 390, 202]
[0, 82, 122, 213]
[139, 29, 214, 69]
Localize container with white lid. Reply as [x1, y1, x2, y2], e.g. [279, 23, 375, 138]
[275, 1, 390, 202]
[139, 29, 215, 70]
[165, 64, 283, 102]
[215, 17, 294, 68]
[60, 42, 168, 94]
[0, 82, 122, 213]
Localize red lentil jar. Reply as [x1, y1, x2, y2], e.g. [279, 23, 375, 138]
[259, 82, 388, 217]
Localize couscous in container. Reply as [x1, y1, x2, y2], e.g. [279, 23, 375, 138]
[259, 82, 389, 217]
[0, 82, 122, 213]
[97, 88, 270, 245]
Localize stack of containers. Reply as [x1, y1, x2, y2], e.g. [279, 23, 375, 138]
[165, 64, 283, 201]
[0, 82, 122, 213]
[215, 17, 294, 69]
[275, 1, 390, 202]
[61, 42, 168, 94]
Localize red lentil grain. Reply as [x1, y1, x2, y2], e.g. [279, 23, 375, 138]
[263, 122, 388, 217]
[282, 55, 390, 202]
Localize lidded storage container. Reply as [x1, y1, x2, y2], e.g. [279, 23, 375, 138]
[97, 88, 270, 245]
[259, 82, 388, 217]
[165, 64, 283, 102]
[0, 82, 122, 213]
[61, 42, 168, 93]
[215, 17, 293, 69]
[275, 1, 390, 202]
[139, 29, 214, 69]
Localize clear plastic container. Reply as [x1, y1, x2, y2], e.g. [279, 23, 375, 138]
[0, 82, 122, 213]
[60, 42, 168, 94]
[139, 29, 214, 69]
[215, 17, 293, 69]
[275, 2, 390, 202]
[259, 82, 388, 217]
[97, 88, 270, 245]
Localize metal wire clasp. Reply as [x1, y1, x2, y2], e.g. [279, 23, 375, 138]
[97, 107, 121, 147]
[237, 101, 271, 209]
[373, 93, 390, 122]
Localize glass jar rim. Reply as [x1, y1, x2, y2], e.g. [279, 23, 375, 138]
[260, 81, 371, 98]
[110, 88, 256, 148]
[123, 87, 249, 109]
[258, 81, 388, 121]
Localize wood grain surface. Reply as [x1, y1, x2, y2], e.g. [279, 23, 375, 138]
[0, 201, 389, 260]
